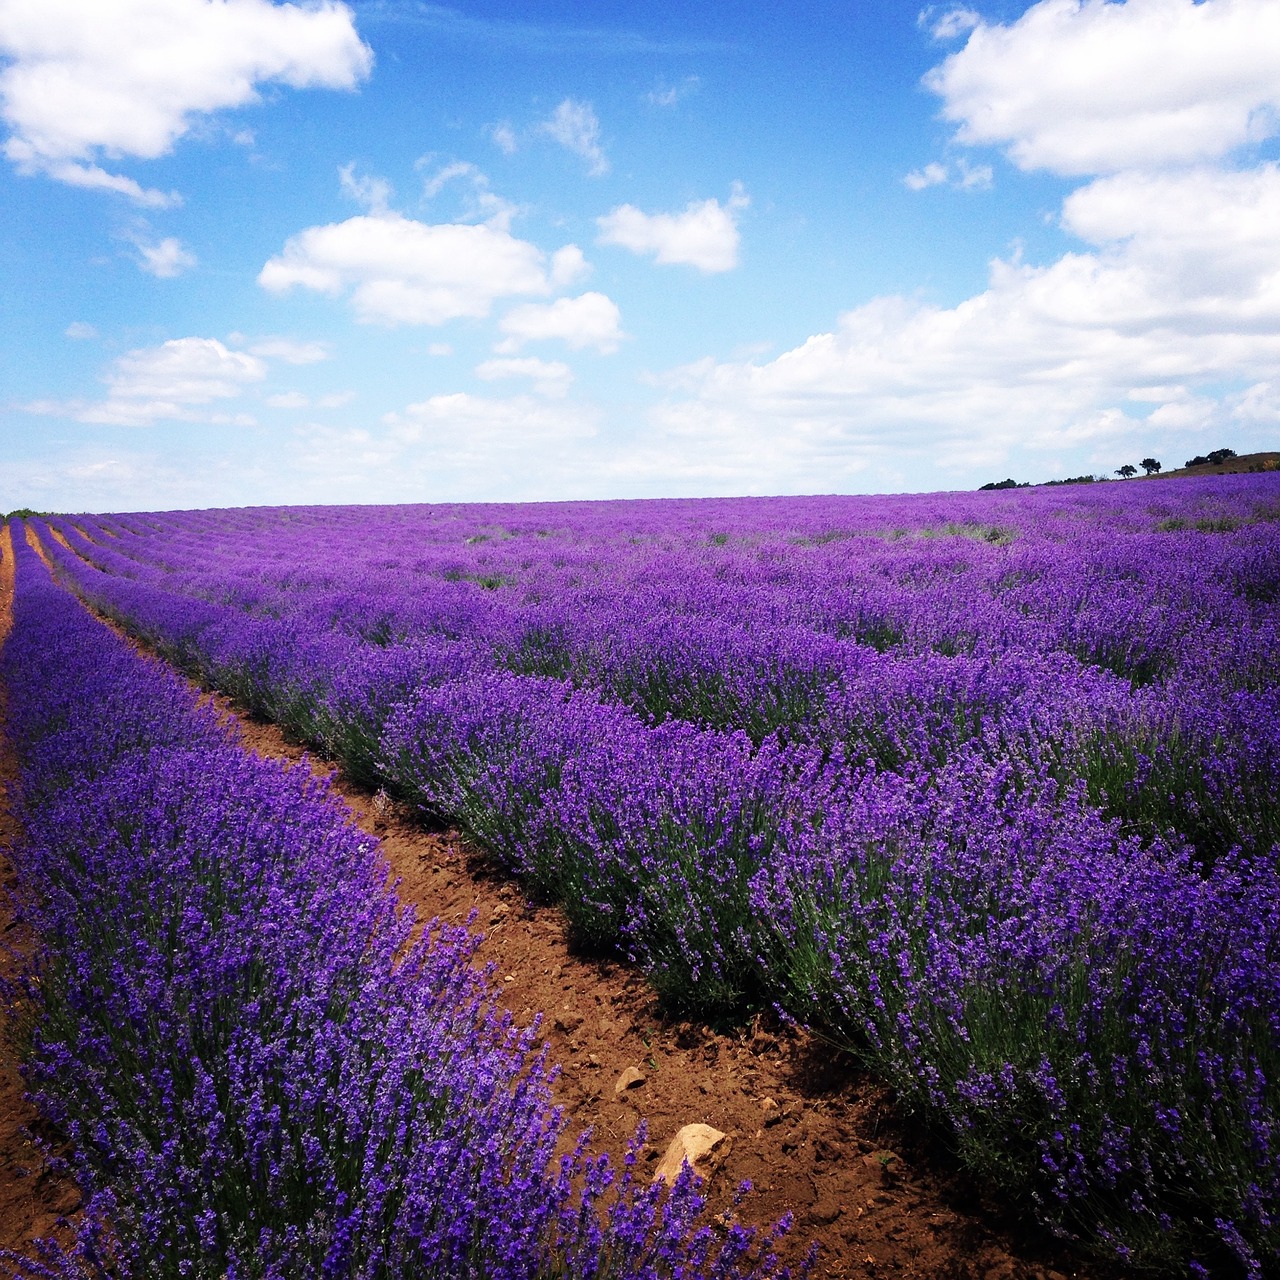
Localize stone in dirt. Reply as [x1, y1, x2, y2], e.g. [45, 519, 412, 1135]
[652, 1123, 727, 1185]
[614, 1065, 646, 1096]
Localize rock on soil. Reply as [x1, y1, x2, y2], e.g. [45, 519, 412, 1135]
[653, 1123, 727, 1185]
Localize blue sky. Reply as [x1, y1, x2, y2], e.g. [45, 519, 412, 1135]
[2, 0, 1279, 511]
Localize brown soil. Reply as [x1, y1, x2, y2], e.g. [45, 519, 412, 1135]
[0, 523, 82, 1258]
[0, 522, 1105, 1279]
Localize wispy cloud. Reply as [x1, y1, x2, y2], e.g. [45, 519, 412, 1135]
[352, 2, 728, 56]
[490, 122, 518, 155]
[132, 234, 198, 278]
[918, 7, 980, 41]
[340, 163, 393, 214]
[538, 99, 608, 176]
[904, 158, 992, 191]
[646, 76, 700, 107]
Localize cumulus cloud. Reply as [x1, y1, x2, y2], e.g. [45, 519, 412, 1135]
[259, 212, 570, 325]
[649, 162, 1280, 482]
[496, 292, 623, 354]
[538, 99, 608, 175]
[475, 356, 574, 397]
[927, 0, 1280, 176]
[0, 0, 372, 199]
[616, 0, 1280, 490]
[64, 321, 97, 339]
[597, 185, 748, 272]
[549, 244, 591, 288]
[26, 336, 267, 426]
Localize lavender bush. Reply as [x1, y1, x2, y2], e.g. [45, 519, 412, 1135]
[1, 527, 797, 1280]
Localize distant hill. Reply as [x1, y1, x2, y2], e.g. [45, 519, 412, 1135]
[979, 450, 1278, 491]
[1152, 450, 1279, 479]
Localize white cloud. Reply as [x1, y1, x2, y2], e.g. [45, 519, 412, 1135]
[538, 99, 608, 175]
[64, 321, 97, 339]
[416, 157, 520, 228]
[597, 185, 748, 272]
[23, 155, 179, 207]
[905, 158, 992, 191]
[926, 0, 1280, 176]
[420, 159, 475, 199]
[106, 337, 265, 402]
[339, 162, 392, 214]
[490, 121, 517, 154]
[134, 235, 197, 278]
[648, 163, 1280, 482]
[258, 212, 557, 325]
[0, 0, 372, 200]
[475, 356, 574, 397]
[646, 76, 699, 107]
[496, 292, 623, 354]
[428, 342, 454, 357]
[549, 244, 590, 288]
[1233, 380, 1280, 422]
[922, 7, 981, 41]
[26, 336, 267, 426]
[955, 158, 993, 190]
[245, 336, 330, 364]
[904, 162, 948, 191]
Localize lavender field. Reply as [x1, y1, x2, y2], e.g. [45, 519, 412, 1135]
[8, 472, 1280, 1276]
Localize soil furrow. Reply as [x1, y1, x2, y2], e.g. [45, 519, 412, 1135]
[0, 522, 82, 1257]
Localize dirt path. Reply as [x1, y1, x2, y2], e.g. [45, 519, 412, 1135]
[12, 523, 1100, 1279]
[0, 522, 81, 1257]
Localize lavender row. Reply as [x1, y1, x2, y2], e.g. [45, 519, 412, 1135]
[0, 527, 795, 1280]
[379, 671, 1279, 1274]
[56, 478, 1280, 696]
[33, 505, 1280, 1273]
[43, 509, 1280, 865]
